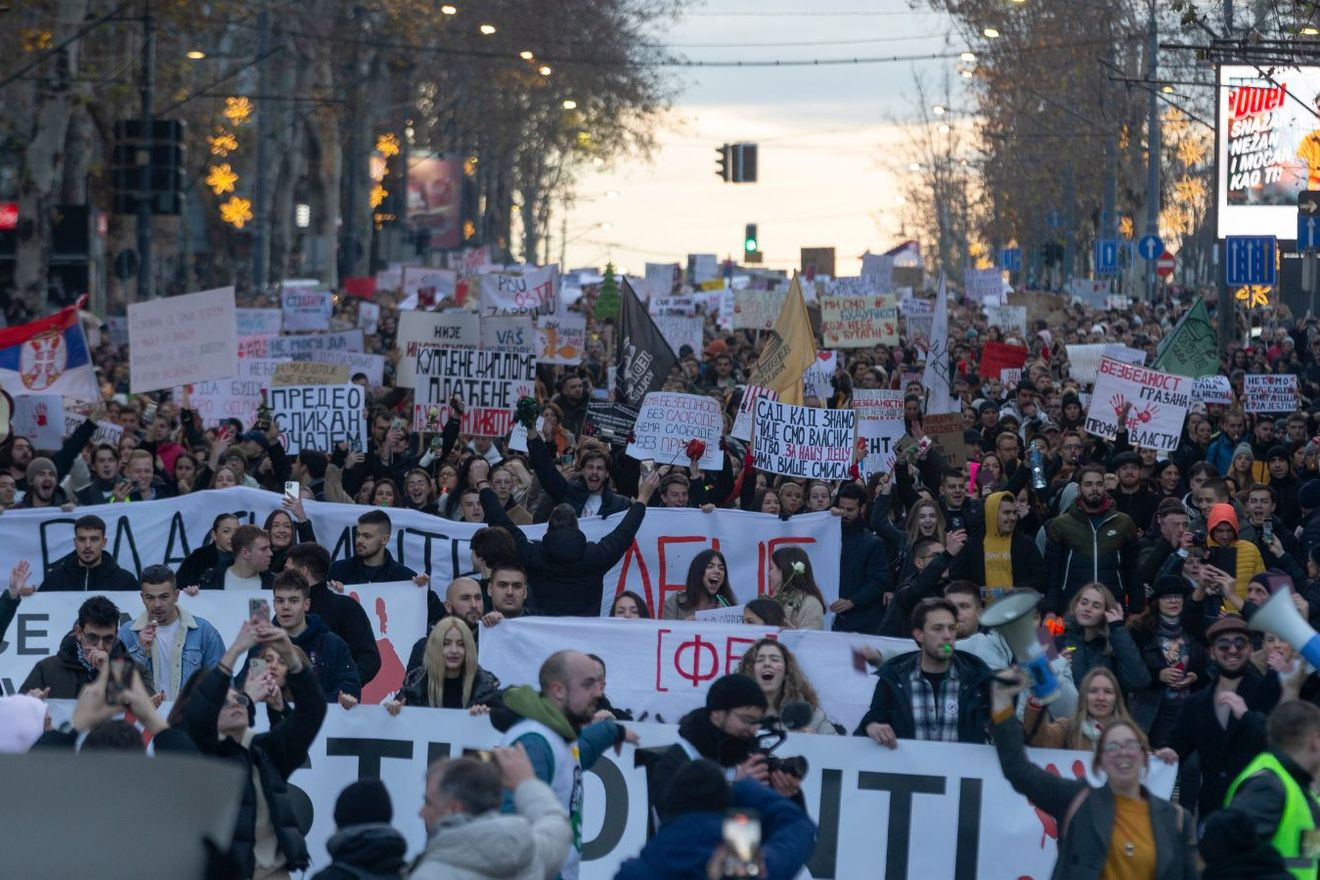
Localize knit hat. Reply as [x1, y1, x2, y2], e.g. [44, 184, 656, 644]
[1232, 441, 1254, 461]
[660, 759, 730, 821]
[1206, 615, 1249, 641]
[1301, 479, 1320, 511]
[1250, 570, 1293, 597]
[333, 779, 393, 828]
[1151, 576, 1190, 599]
[1111, 451, 1140, 470]
[25, 457, 55, 484]
[705, 673, 768, 712]
[1267, 445, 1290, 461]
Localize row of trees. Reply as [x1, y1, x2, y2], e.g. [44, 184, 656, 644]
[1, 0, 680, 312]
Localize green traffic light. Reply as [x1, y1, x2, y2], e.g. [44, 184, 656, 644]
[745, 238, 757, 250]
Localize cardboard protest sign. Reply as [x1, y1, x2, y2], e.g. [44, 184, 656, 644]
[732, 290, 785, 330]
[1084, 357, 1191, 452]
[980, 341, 1029, 380]
[625, 392, 723, 470]
[478, 265, 557, 318]
[357, 302, 380, 335]
[1244, 374, 1300, 413]
[272, 361, 350, 386]
[281, 289, 333, 332]
[985, 305, 1027, 336]
[731, 385, 778, 442]
[925, 411, 970, 467]
[1193, 375, 1233, 405]
[753, 399, 855, 481]
[396, 311, 479, 386]
[820, 294, 898, 347]
[12, 394, 63, 449]
[269, 384, 366, 453]
[644, 262, 679, 299]
[413, 349, 536, 436]
[479, 316, 536, 355]
[128, 286, 238, 393]
[534, 313, 586, 365]
[853, 389, 905, 475]
[860, 253, 894, 289]
[652, 315, 702, 359]
[236, 308, 282, 337]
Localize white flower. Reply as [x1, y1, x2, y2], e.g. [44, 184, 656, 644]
[791, 561, 805, 575]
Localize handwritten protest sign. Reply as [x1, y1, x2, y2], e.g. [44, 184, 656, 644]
[852, 389, 905, 475]
[648, 296, 695, 317]
[625, 392, 723, 470]
[820, 294, 898, 347]
[801, 351, 838, 402]
[190, 359, 282, 428]
[263, 330, 364, 361]
[985, 305, 1027, 336]
[309, 350, 384, 388]
[1193, 375, 1233, 405]
[12, 394, 64, 449]
[478, 265, 557, 318]
[534, 313, 586, 365]
[860, 253, 894, 289]
[413, 349, 536, 436]
[981, 341, 1029, 380]
[236, 308, 282, 337]
[753, 399, 856, 481]
[357, 302, 380, 335]
[731, 385, 778, 441]
[272, 361, 349, 386]
[1245, 374, 1300, 413]
[281, 289, 333, 332]
[269, 384, 366, 453]
[964, 268, 1003, 305]
[395, 311, 478, 386]
[1067, 343, 1145, 385]
[926, 411, 971, 467]
[479, 316, 536, 355]
[1084, 357, 1191, 452]
[1001, 368, 1022, 387]
[129, 286, 237, 393]
[693, 604, 747, 624]
[732, 289, 785, 330]
[653, 315, 702, 359]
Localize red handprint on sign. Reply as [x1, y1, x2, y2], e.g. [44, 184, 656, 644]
[1029, 759, 1087, 848]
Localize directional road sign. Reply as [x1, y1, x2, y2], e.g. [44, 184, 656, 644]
[1094, 239, 1120, 275]
[1300, 192, 1320, 251]
[999, 247, 1021, 272]
[1137, 234, 1164, 261]
[1225, 236, 1277, 287]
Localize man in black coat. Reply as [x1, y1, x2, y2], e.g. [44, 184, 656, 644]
[39, 514, 139, 592]
[526, 434, 632, 520]
[831, 483, 889, 634]
[286, 543, 380, 685]
[476, 469, 659, 616]
[326, 508, 441, 625]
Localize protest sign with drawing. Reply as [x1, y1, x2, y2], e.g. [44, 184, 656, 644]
[413, 348, 536, 436]
[853, 389, 906, 475]
[1084, 357, 1191, 452]
[268, 384, 366, 453]
[625, 392, 723, 470]
[1244, 374, 1300, 413]
[980, 341, 1028, 380]
[128, 286, 238, 393]
[753, 398, 856, 481]
[732, 289, 786, 330]
[819, 294, 898, 347]
[12, 394, 64, 449]
[731, 385, 778, 441]
[534, 313, 586, 365]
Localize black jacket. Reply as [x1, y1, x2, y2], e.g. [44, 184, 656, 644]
[310, 824, 408, 880]
[20, 632, 154, 699]
[38, 551, 139, 592]
[290, 614, 361, 701]
[526, 434, 632, 520]
[1054, 620, 1152, 696]
[310, 581, 381, 685]
[0, 590, 18, 645]
[480, 487, 646, 616]
[853, 649, 993, 744]
[184, 664, 327, 878]
[877, 549, 955, 637]
[177, 544, 226, 590]
[327, 550, 442, 626]
[948, 526, 1045, 596]
[397, 663, 502, 709]
[1203, 751, 1318, 880]
[832, 519, 889, 634]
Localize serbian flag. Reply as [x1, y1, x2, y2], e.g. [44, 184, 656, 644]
[0, 305, 100, 403]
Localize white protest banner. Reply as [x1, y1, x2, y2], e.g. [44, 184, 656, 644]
[731, 385, 777, 442]
[1193, 374, 1234, 405]
[189, 360, 276, 427]
[1068, 278, 1109, 308]
[820, 294, 898, 347]
[1245, 373, 1300, 413]
[754, 399, 856, 481]
[357, 301, 380, 335]
[802, 351, 838, 401]
[648, 296, 695, 317]
[396, 311, 479, 386]
[235, 308, 282, 337]
[692, 604, 746, 624]
[414, 349, 535, 436]
[1104, 342, 1148, 366]
[534, 313, 586, 365]
[963, 267, 1002, 305]
[644, 262, 679, 299]
[2, 584, 422, 706]
[307, 350, 385, 389]
[263, 330, 364, 360]
[12, 394, 64, 449]
[128, 286, 237, 392]
[1065, 343, 1106, 385]
[1084, 357, 1191, 452]
[478, 264, 557, 317]
[401, 266, 458, 305]
[625, 392, 723, 470]
[479, 315, 536, 355]
[985, 304, 1027, 337]
[1001, 367, 1023, 387]
[271, 361, 349, 386]
[652, 315, 702, 359]
[853, 389, 906, 475]
[732, 289, 785, 330]
[268, 384, 366, 453]
[280, 289, 333, 332]
[860, 252, 894, 289]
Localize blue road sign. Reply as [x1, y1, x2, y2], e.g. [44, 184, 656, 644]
[1137, 234, 1164, 261]
[1225, 236, 1277, 287]
[1045, 210, 1064, 230]
[1000, 247, 1021, 272]
[1094, 239, 1120, 275]
[1300, 213, 1320, 251]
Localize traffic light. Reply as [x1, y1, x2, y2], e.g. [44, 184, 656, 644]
[733, 143, 758, 183]
[716, 143, 731, 182]
[111, 119, 186, 215]
[744, 223, 758, 260]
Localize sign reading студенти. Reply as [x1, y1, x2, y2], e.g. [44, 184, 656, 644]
[1083, 357, 1191, 452]
[753, 398, 856, 480]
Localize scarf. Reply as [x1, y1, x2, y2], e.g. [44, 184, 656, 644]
[982, 492, 1015, 592]
[677, 708, 754, 767]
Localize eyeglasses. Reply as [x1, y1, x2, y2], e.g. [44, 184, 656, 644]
[1102, 741, 1144, 756]
[225, 693, 252, 709]
[80, 632, 117, 647]
[1215, 637, 1249, 651]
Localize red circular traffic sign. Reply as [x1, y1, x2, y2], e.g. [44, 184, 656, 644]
[1155, 251, 1176, 278]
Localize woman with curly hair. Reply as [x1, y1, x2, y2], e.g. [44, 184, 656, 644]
[662, 549, 737, 619]
[736, 638, 837, 734]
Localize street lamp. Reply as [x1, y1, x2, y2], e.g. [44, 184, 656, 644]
[1303, 26, 1320, 36]
[186, 50, 206, 60]
[562, 99, 577, 109]
[440, 5, 457, 14]
[932, 105, 946, 115]
[479, 23, 496, 35]
[983, 27, 1000, 37]
[538, 65, 552, 76]
[960, 51, 976, 61]
[519, 50, 534, 60]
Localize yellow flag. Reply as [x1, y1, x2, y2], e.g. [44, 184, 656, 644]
[748, 273, 817, 406]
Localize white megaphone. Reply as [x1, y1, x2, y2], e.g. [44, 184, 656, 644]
[1249, 586, 1320, 670]
[979, 590, 1061, 705]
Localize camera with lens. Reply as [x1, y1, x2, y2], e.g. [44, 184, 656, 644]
[1190, 528, 1207, 547]
[752, 703, 811, 779]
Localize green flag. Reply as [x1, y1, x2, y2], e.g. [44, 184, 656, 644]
[1152, 299, 1219, 377]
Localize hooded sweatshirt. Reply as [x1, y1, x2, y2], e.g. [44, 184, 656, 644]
[1207, 502, 1266, 601]
[982, 492, 1016, 596]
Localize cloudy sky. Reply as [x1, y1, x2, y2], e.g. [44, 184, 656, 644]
[561, 0, 971, 278]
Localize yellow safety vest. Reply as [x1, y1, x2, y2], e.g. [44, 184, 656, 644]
[1225, 752, 1320, 880]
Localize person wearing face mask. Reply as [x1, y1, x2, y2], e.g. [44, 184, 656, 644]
[950, 490, 1044, 606]
[1045, 464, 1144, 614]
[989, 669, 1198, 880]
[735, 638, 837, 735]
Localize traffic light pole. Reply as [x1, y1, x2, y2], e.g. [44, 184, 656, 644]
[1217, 0, 1235, 354]
[252, 0, 270, 295]
[136, 0, 154, 300]
[1143, 0, 1160, 303]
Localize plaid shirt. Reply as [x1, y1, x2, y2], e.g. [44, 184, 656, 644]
[909, 661, 961, 742]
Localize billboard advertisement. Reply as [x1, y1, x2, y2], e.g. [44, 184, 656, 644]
[1217, 64, 1320, 238]
[407, 156, 461, 250]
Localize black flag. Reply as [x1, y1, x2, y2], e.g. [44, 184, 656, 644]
[615, 277, 680, 406]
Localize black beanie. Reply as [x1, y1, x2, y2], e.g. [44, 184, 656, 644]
[660, 759, 730, 821]
[705, 673, 768, 712]
[334, 778, 393, 828]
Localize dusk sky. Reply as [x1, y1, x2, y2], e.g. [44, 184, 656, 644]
[561, 0, 973, 278]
